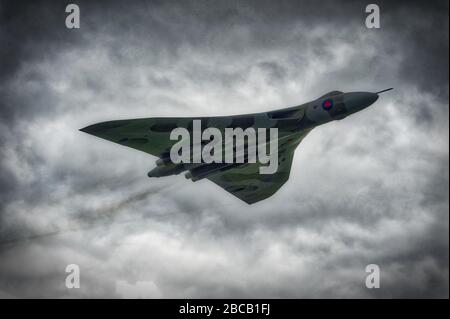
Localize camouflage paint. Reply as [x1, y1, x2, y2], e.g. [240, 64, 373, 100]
[80, 90, 383, 204]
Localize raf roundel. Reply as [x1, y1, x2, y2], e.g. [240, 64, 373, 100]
[322, 98, 334, 111]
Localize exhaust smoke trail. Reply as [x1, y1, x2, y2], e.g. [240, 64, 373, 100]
[0, 180, 183, 247]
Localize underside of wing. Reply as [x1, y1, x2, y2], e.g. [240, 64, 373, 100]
[80, 118, 184, 158]
[80, 116, 259, 159]
[207, 129, 311, 204]
[79, 107, 306, 160]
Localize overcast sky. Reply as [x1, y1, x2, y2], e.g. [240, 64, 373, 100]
[0, 0, 448, 298]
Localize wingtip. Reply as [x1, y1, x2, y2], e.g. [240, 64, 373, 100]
[79, 126, 89, 133]
[79, 124, 97, 134]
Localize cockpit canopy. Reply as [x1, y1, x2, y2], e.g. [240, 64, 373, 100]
[319, 91, 343, 99]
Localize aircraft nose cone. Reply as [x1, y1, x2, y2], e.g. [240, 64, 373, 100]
[344, 92, 379, 114]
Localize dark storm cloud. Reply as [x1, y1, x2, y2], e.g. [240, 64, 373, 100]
[0, 1, 84, 119]
[0, 0, 448, 298]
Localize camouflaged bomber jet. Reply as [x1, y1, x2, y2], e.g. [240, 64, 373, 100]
[80, 89, 392, 204]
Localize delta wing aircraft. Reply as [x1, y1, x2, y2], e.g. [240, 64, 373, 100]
[80, 89, 392, 204]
